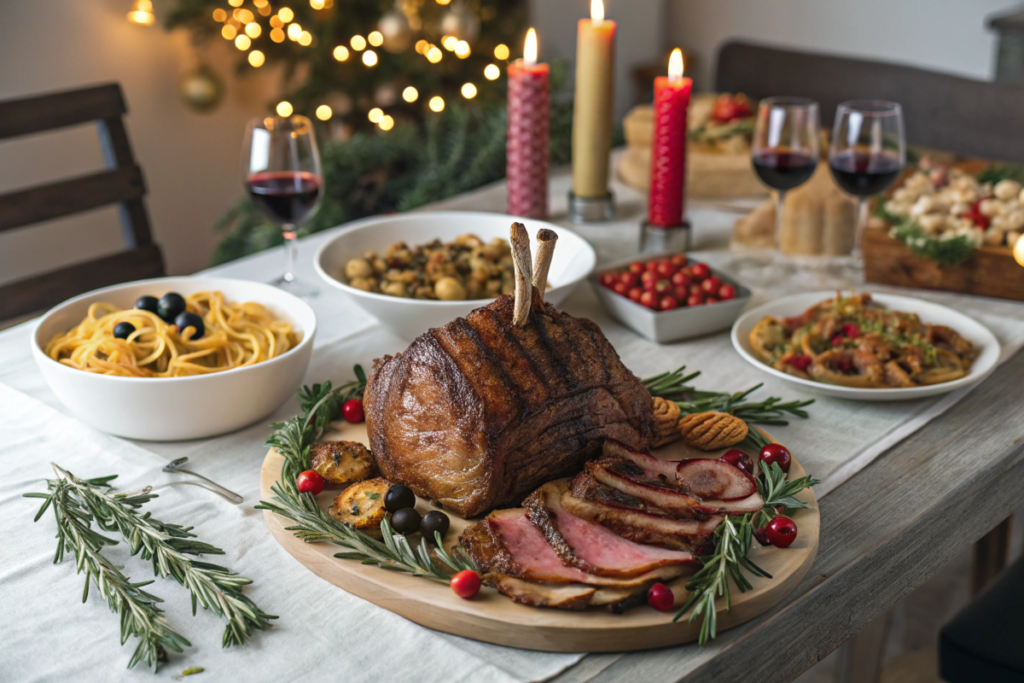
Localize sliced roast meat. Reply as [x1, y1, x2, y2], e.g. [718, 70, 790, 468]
[675, 458, 757, 501]
[562, 471, 722, 551]
[698, 490, 765, 516]
[523, 480, 697, 578]
[459, 508, 686, 587]
[585, 458, 707, 519]
[603, 438, 677, 480]
[486, 574, 651, 612]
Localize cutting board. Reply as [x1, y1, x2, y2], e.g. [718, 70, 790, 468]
[260, 422, 819, 652]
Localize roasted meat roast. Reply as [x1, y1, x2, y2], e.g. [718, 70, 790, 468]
[364, 224, 656, 518]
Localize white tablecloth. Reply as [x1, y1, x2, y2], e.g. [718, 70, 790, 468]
[2, 171, 1023, 683]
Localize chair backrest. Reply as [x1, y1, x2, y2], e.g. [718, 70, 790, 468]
[0, 83, 164, 321]
[714, 41, 1024, 165]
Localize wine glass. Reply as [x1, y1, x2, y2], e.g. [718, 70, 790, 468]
[828, 100, 906, 256]
[751, 97, 821, 249]
[242, 115, 323, 297]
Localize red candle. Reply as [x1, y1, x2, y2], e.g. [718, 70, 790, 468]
[648, 49, 692, 228]
[507, 28, 549, 219]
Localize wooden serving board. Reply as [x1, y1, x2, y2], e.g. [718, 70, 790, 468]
[260, 422, 819, 652]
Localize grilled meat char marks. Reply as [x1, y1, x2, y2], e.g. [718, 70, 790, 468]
[366, 289, 656, 518]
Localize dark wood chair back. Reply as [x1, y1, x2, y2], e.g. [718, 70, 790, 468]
[714, 41, 1024, 164]
[0, 83, 164, 321]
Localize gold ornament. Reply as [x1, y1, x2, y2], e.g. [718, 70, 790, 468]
[178, 64, 224, 113]
[378, 9, 413, 54]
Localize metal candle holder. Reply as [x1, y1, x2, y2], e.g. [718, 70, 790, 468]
[639, 219, 692, 255]
[567, 190, 615, 224]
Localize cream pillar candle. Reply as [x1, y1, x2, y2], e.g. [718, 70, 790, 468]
[571, 0, 616, 198]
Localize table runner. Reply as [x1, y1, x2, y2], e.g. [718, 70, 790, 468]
[2, 171, 1023, 682]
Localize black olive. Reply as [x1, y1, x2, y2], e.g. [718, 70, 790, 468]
[390, 508, 421, 535]
[113, 322, 135, 340]
[175, 312, 205, 340]
[420, 511, 450, 543]
[135, 295, 159, 314]
[385, 484, 416, 513]
[157, 293, 187, 323]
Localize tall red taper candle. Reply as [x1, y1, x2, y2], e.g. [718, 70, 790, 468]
[507, 28, 549, 219]
[647, 49, 692, 228]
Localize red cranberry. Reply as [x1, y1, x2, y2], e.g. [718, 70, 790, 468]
[297, 470, 325, 495]
[628, 262, 645, 274]
[658, 295, 679, 311]
[701, 276, 722, 293]
[646, 582, 675, 612]
[628, 287, 643, 303]
[718, 284, 736, 300]
[690, 263, 711, 281]
[669, 254, 688, 267]
[766, 516, 798, 548]
[450, 569, 482, 598]
[753, 524, 771, 546]
[342, 399, 364, 423]
[759, 443, 791, 474]
[639, 291, 658, 309]
[720, 448, 753, 474]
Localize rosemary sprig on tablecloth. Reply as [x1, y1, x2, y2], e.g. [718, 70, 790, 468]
[25, 478, 190, 671]
[51, 464, 277, 648]
[255, 367, 477, 582]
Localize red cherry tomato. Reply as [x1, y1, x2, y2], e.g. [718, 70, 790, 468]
[646, 582, 675, 612]
[669, 254, 688, 267]
[613, 281, 629, 296]
[686, 295, 704, 307]
[720, 448, 753, 474]
[718, 284, 736, 300]
[297, 470, 325, 495]
[645, 260, 659, 272]
[628, 262, 645, 274]
[759, 443, 792, 474]
[639, 291, 658, 309]
[673, 286, 689, 302]
[712, 95, 740, 123]
[671, 271, 692, 288]
[705, 296, 720, 304]
[701, 276, 722, 293]
[619, 271, 639, 288]
[766, 516, 798, 548]
[627, 287, 643, 303]
[658, 295, 679, 311]
[655, 261, 677, 278]
[654, 279, 673, 295]
[342, 399, 364, 423]
[599, 272, 617, 288]
[690, 263, 711, 281]
[688, 284, 704, 297]
[640, 271, 658, 289]
[450, 569, 482, 598]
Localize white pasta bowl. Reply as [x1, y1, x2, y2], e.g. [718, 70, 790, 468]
[731, 291, 1001, 401]
[31, 277, 316, 441]
[314, 211, 597, 339]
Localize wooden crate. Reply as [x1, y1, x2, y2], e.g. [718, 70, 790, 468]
[863, 228, 1024, 301]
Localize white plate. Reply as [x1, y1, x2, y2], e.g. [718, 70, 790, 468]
[315, 211, 596, 340]
[730, 291, 1001, 401]
[32, 277, 316, 441]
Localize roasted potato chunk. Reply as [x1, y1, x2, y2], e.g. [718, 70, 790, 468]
[309, 441, 376, 490]
[329, 478, 389, 531]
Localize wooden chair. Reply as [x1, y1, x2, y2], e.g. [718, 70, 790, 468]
[715, 40, 1024, 164]
[0, 83, 164, 321]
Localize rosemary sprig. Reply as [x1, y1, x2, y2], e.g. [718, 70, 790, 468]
[255, 366, 477, 582]
[52, 464, 277, 648]
[674, 462, 818, 644]
[25, 478, 190, 671]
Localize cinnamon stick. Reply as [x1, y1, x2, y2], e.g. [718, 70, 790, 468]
[509, 222, 533, 327]
[532, 228, 558, 301]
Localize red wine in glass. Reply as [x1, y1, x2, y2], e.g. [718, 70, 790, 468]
[247, 171, 322, 225]
[828, 151, 902, 197]
[752, 151, 818, 191]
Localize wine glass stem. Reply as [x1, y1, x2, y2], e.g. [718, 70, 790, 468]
[283, 225, 297, 283]
[774, 191, 786, 250]
[854, 197, 868, 257]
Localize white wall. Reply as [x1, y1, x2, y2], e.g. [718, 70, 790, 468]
[667, 0, 1015, 89]
[0, 0, 277, 285]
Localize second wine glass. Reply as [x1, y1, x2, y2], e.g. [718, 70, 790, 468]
[751, 97, 821, 249]
[242, 115, 323, 298]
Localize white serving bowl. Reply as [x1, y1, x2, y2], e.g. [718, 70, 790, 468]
[731, 291, 1001, 401]
[314, 211, 597, 339]
[591, 254, 752, 343]
[32, 277, 316, 441]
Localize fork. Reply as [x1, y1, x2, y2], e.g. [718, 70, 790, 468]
[162, 457, 244, 504]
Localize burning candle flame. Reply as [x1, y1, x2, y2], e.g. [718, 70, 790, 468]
[591, 0, 604, 25]
[1014, 234, 1024, 268]
[524, 28, 538, 66]
[668, 48, 684, 81]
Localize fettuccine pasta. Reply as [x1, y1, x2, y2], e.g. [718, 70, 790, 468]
[45, 291, 301, 377]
